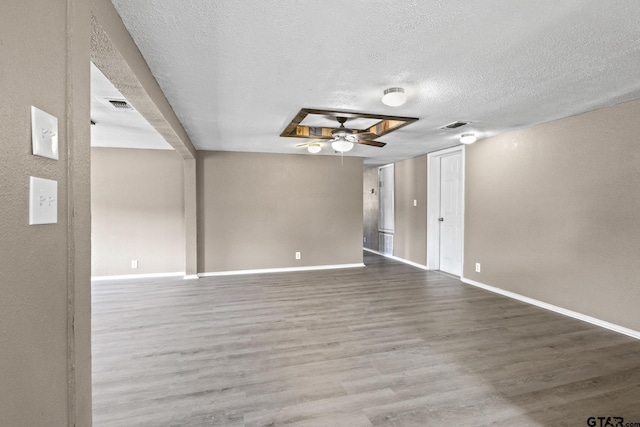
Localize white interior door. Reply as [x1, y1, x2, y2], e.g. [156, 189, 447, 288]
[439, 153, 463, 275]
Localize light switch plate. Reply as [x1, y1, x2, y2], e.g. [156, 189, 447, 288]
[31, 106, 59, 160]
[29, 176, 58, 225]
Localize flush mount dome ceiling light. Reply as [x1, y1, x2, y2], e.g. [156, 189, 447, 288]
[382, 87, 406, 107]
[460, 133, 477, 144]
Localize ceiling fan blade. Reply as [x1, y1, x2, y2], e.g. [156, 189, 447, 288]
[354, 132, 378, 139]
[358, 140, 386, 148]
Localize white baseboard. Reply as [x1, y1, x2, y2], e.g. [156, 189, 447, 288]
[461, 276, 640, 340]
[198, 263, 365, 277]
[363, 247, 429, 270]
[92, 271, 186, 281]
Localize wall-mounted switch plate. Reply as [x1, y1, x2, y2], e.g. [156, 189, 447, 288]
[29, 176, 57, 225]
[31, 106, 59, 160]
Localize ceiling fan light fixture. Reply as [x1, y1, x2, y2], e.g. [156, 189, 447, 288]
[307, 143, 321, 154]
[331, 136, 354, 153]
[460, 133, 477, 144]
[382, 87, 406, 107]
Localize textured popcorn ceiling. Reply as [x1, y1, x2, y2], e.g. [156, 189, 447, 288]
[110, 0, 640, 165]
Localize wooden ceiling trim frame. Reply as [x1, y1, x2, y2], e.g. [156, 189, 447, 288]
[281, 108, 418, 141]
[280, 109, 309, 139]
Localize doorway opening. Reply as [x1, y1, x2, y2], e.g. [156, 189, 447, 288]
[378, 164, 394, 255]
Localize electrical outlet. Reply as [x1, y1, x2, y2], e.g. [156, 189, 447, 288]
[131, 260, 138, 269]
[295, 252, 301, 260]
[413, 199, 417, 207]
[475, 263, 481, 273]
[363, 236, 367, 243]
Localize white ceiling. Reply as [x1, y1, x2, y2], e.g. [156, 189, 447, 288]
[90, 62, 172, 150]
[108, 0, 640, 165]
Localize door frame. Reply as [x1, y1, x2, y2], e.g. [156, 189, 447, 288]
[426, 145, 466, 271]
[378, 163, 395, 234]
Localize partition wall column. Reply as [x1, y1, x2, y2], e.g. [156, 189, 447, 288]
[184, 157, 198, 278]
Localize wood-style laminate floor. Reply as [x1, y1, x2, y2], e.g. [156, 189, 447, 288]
[92, 252, 640, 426]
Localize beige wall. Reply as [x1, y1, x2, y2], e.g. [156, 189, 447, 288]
[393, 156, 428, 265]
[91, 148, 185, 276]
[363, 167, 380, 251]
[198, 152, 363, 272]
[464, 98, 640, 332]
[1, 0, 91, 425]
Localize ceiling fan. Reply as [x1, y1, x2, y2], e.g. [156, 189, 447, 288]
[283, 108, 418, 154]
[327, 117, 386, 153]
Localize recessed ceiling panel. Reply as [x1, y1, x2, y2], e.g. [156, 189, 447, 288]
[280, 109, 419, 142]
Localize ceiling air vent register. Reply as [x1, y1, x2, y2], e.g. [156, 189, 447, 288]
[107, 99, 134, 111]
[440, 121, 468, 130]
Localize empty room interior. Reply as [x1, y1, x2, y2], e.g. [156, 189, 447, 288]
[3, 1, 640, 426]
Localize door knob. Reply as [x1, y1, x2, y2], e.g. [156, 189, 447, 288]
[438, 217, 444, 222]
